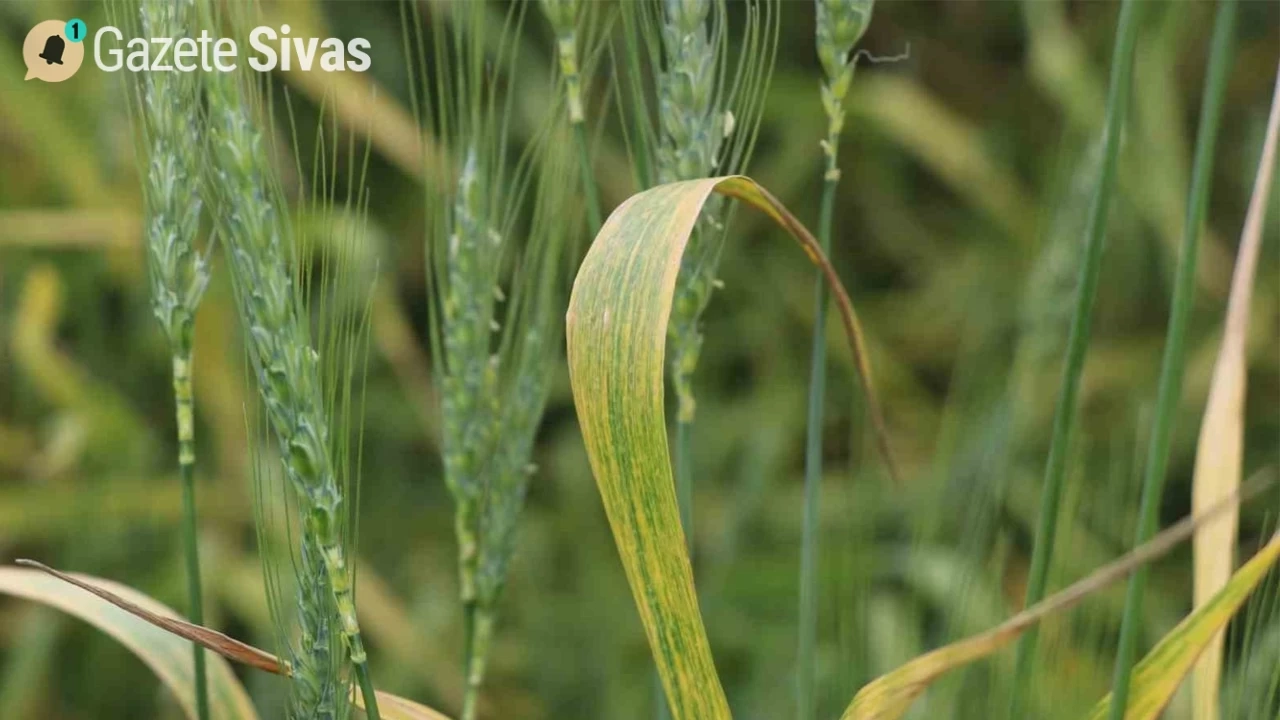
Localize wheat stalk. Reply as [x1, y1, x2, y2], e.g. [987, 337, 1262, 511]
[799, 2, 873, 718]
[409, 5, 577, 718]
[199, 4, 380, 717]
[135, 0, 211, 717]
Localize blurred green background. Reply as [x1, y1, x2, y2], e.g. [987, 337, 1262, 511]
[1, 1, 1279, 718]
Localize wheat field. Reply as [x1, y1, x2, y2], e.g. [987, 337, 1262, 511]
[0, 1, 1279, 719]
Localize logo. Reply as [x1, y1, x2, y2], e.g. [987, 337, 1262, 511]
[24, 19, 86, 82]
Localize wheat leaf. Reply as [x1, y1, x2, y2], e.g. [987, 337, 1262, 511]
[1090, 531, 1280, 720]
[840, 475, 1272, 720]
[6, 561, 457, 720]
[1191, 60, 1280, 720]
[0, 566, 260, 720]
[566, 176, 894, 720]
[14, 560, 286, 676]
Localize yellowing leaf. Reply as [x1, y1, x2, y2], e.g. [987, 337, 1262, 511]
[4, 561, 455, 720]
[566, 176, 895, 720]
[1090, 531, 1280, 720]
[840, 477, 1271, 720]
[0, 567, 259, 720]
[1190, 63, 1280, 720]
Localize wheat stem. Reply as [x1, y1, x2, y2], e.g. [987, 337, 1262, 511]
[800, 4, 872, 717]
[173, 352, 208, 720]
[136, 1, 211, 716]
[202, 20, 380, 718]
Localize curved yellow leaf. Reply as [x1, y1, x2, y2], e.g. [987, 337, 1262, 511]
[567, 176, 895, 720]
[1090, 531, 1280, 720]
[0, 567, 259, 720]
[1191, 62, 1280, 720]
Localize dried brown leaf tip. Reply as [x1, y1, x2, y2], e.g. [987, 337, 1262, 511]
[15, 559, 289, 677]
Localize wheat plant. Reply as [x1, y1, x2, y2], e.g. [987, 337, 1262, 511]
[798, 2, 873, 718]
[130, 0, 213, 717]
[6, 4, 1280, 720]
[199, 3, 380, 718]
[407, 3, 580, 717]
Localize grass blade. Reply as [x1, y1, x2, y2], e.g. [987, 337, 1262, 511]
[1106, 4, 1245, 716]
[1009, 2, 1142, 712]
[0, 567, 260, 720]
[841, 475, 1272, 720]
[567, 175, 895, 720]
[1089, 531, 1280, 720]
[1191, 55, 1280, 720]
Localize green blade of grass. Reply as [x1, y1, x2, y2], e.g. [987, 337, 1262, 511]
[1089, 530, 1280, 720]
[1008, 1, 1143, 713]
[567, 175, 895, 720]
[798, 169, 838, 720]
[1108, 6, 1252, 716]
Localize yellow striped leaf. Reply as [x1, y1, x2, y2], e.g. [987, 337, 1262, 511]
[566, 176, 894, 720]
